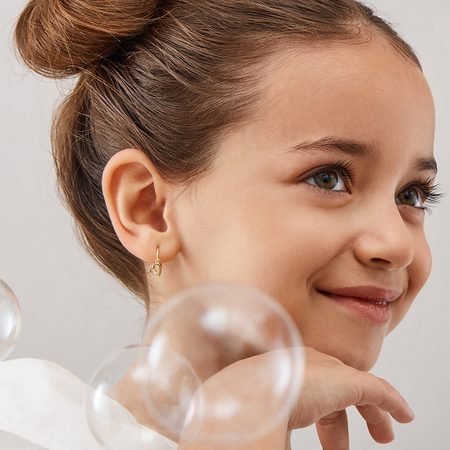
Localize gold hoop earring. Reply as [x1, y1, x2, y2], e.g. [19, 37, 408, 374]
[146, 247, 162, 277]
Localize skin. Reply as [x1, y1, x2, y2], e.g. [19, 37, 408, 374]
[101, 35, 436, 448]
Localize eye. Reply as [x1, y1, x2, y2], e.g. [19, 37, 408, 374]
[395, 187, 423, 208]
[395, 179, 444, 213]
[303, 161, 352, 193]
[306, 171, 345, 191]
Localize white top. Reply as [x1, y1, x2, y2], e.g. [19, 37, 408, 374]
[0, 358, 177, 450]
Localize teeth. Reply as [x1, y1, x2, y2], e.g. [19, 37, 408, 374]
[373, 301, 387, 305]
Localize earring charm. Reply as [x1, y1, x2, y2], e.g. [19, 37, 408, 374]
[147, 247, 162, 277]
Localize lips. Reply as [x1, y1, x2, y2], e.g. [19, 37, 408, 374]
[317, 286, 402, 323]
[318, 286, 402, 303]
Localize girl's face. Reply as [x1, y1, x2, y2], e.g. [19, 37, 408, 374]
[166, 38, 437, 371]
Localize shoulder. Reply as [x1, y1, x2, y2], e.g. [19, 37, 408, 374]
[0, 358, 102, 450]
[0, 358, 176, 450]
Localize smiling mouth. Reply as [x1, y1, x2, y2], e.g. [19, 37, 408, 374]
[317, 287, 402, 324]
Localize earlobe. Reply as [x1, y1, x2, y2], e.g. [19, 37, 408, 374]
[101, 148, 182, 266]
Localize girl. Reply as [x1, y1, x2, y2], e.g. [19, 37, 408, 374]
[6, 0, 442, 449]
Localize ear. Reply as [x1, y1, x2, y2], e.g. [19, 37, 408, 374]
[101, 148, 182, 266]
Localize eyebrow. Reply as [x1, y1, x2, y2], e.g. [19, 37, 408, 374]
[284, 136, 438, 175]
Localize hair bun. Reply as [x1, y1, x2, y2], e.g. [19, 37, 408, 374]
[14, 0, 160, 78]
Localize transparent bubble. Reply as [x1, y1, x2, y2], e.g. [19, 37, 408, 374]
[0, 279, 21, 361]
[141, 282, 304, 444]
[86, 282, 304, 447]
[85, 344, 176, 450]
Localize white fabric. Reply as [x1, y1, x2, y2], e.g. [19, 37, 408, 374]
[0, 358, 177, 450]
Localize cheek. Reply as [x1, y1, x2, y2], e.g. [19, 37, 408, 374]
[409, 236, 432, 297]
[246, 208, 349, 299]
[408, 233, 432, 301]
[391, 235, 432, 330]
[195, 200, 345, 292]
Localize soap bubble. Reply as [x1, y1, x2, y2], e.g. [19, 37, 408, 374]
[85, 344, 176, 450]
[86, 282, 304, 447]
[140, 282, 304, 444]
[0, 279, 22, 361]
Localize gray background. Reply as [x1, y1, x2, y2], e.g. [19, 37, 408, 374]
[0, 1, 448, 448]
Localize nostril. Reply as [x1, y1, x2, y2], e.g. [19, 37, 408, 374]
[370, 257, 390, 264]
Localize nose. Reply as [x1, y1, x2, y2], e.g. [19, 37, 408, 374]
[352, 202, 415, 271]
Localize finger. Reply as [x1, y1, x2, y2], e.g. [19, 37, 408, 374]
[315, 409, 349, 450]
[355, 375, 415, 423]
[356, 404, 394, 444]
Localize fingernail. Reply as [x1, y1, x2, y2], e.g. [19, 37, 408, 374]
[407, 406, 415, 420]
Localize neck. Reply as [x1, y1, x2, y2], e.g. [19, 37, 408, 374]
[285, 431, 292, 450]
[110, 373, 295, 448]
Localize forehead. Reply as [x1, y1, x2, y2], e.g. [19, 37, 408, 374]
[216, 38, 435, 170]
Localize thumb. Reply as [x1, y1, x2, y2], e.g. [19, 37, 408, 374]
[315, 409, 349, 450]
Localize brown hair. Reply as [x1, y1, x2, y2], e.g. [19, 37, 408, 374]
[14, 0, 421, 313]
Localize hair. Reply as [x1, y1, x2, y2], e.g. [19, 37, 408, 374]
[14, 0, 421, 314]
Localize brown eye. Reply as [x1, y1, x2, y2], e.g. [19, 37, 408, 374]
[396, 187, 422, 208]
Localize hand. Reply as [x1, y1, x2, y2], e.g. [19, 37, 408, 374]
[179, 346, 414, 450]
[289, 346, 414, 449]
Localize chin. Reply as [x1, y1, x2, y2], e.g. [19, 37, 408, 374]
[307, 338, 382, 372]
[339, 344, 382, 371]
[343, 352, 378, 372]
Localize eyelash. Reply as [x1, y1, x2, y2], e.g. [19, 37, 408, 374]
[406, 178, 444, 214]
[302, 160, 444, 214]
